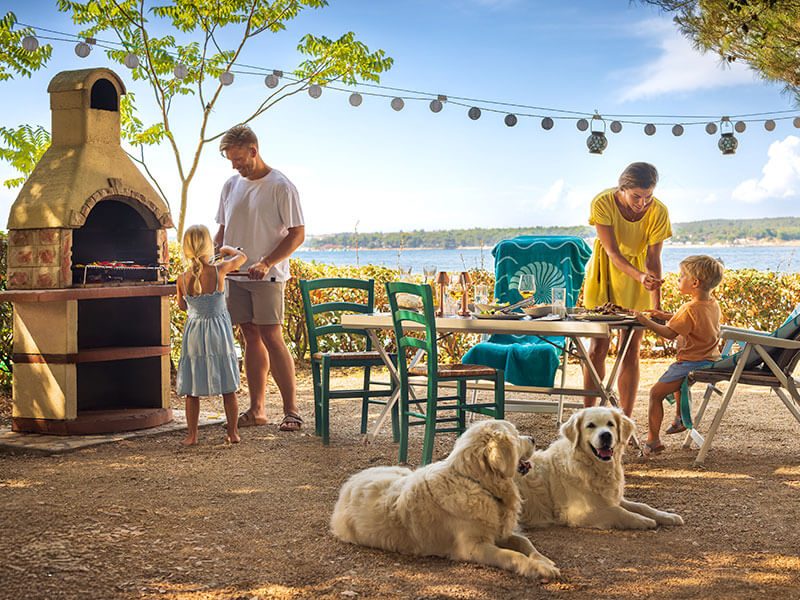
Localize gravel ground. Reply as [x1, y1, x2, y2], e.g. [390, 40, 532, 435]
[1, 358, 799, 600]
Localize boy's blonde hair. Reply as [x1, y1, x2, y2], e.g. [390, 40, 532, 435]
[182, 225, 214, 296]
[680, 255, 725, 291]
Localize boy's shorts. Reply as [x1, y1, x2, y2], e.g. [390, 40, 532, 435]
[225, 279, 285, 325]
[658, 359, 713, 383]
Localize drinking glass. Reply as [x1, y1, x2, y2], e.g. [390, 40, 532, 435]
[551, 286, 567, 319]
[398, 265, 412, 281]
[518, 274, 536, 301]
[423, 264, 437, 283]
[474, 284, 489, 305]
[446, 281, 463, 315]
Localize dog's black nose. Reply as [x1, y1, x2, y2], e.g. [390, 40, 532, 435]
[599, 431, 612, 446]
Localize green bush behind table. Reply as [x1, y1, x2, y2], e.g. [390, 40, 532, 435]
[1, 236, 799, 391]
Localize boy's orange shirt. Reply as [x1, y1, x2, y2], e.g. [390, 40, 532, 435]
[667, 298, 722, 362]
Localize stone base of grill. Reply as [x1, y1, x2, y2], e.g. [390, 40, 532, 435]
[12, 408, 173, 435]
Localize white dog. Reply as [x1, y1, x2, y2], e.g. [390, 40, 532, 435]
[330, 419, 560, 580]
[516, 407, 684, 530]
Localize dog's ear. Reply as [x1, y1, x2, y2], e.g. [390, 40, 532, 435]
[614, 409, 635, 447]
[560, 411, 582, 448]
[484, 431, 517, 479]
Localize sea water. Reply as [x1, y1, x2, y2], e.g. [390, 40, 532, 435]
[294, 245, 800, 274]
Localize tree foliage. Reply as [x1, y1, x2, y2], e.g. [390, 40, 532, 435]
[58, 0, 394, 237]
[638, 0, 800, 99]
[0, 11, 52, 81]
[0, 124, 51, 188]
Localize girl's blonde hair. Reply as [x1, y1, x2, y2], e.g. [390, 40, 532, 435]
[182, 225, 214, 296]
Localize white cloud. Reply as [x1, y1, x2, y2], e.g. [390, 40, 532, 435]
[539, 179, 565, 209]
[618, 19, 756, 102]
[732, 136, 800, 203]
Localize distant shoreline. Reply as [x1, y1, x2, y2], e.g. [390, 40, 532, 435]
[299, 241, 800, 251]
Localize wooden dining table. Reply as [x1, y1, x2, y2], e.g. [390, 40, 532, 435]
[340, 312, 642, 445]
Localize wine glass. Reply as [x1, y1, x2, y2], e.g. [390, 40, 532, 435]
[423, 264, 437, 283]
[518, 274, 536, 303]
[398, 265, 412, 281]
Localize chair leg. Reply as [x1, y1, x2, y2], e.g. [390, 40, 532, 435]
[495, 370, 505, 419]
[360, 365, 371, 435]
[391, 384, 400, 443]
[457, 379, 467, 435]
[320, 357, 331, 445]
[683, 383, 716, 449]
[420, 379, 438, 467]
[398, 384, 410, 464]
[311, 361, 323, 437]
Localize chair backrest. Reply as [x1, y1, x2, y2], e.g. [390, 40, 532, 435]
[385, 281, 438, 380]
[298, 278, 376, 355]
[492, 235, 592, 306]
[713, 304, 800, 371]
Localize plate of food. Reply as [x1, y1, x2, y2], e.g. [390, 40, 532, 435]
[571, 302, 636, 321]
[473, 312, 525, 320]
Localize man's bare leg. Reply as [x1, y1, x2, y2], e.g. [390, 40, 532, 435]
[240, 322, 269, 422]
[260, 323, 299, 416]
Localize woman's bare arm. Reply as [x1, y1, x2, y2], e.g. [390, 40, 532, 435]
[595, 224, 662, 291]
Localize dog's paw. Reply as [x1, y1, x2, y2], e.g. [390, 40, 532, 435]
[529, 551, 557, 568]
[657, 512, 684, 526]
[534, 561, 561, 582]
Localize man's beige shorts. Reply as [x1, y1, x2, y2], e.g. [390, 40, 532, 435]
[225, 279, 285, 325]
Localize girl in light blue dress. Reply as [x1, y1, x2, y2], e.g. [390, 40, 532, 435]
[176, 225, 247, 445]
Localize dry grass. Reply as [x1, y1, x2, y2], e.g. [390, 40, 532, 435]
[1, 358, 799, 599]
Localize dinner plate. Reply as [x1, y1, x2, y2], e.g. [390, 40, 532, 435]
[572, 313, 636, 322]
[472, 312, 525, 320]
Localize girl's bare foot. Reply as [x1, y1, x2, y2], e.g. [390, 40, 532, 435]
[181, 438, 198, 446]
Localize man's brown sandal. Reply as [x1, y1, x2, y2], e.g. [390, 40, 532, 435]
[279, 412, 303, 432]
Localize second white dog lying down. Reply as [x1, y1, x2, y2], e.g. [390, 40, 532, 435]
[516, 407, 684, 530]
[330, 419, 560, 580]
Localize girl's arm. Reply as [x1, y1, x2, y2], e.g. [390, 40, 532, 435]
[216, 245, 247, 276]
[644, 241, 664, 310]
[176, 273, 187, 311]
[595, 224, 663, 291]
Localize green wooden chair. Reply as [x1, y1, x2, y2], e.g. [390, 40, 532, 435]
[299, 277, 398, 445]
[385, 281, 505, 466]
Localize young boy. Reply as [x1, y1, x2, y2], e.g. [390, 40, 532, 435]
[634, 255, 725, 457]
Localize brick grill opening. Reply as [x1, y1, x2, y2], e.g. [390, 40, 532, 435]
[0, 68, 176, 435]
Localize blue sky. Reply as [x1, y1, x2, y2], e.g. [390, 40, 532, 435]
[2, 0, 799, 238]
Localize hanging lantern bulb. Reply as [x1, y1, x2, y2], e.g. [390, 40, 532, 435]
[586, 116, 607, 155]
[308, 83, 322, 98]
[705, 122, 718, 135]
[764, 119, 776, 131]
[349, 92, 362, 107]
[265, 74, 279, 88]
[22, 35, 39, 52]
[173, 63, 189, 79]
[124, 53, 139, 69]
[735, 121, 746, 133]
[793, 117, 800, 128]
[718, 118, 737, 155]
[541, 117, 554, 130]
[219, 71, 234, 86]
[610, 121, 622, 133]
[576, 118, 589, 132]
[429, 99, 443, 113]
[468, 107, 481, 120]
[644, 123, 656, 136]
[391, 97, 404, 111]
[75, 42, 91, 58]
[504, 114, 517, 127]
[672, 124, 684, 136]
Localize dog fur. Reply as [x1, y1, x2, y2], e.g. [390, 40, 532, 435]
[330, 419, 560, 579]
[516, 407, 684, 530]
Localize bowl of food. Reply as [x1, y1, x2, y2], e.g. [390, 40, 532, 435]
[522, 304, 554, 318]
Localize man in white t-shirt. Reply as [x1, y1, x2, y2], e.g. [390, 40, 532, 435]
[214, 125, 306, 432]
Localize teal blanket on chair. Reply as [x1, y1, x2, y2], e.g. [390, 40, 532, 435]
[462, 235, 591, 387]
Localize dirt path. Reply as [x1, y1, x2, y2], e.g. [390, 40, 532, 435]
[1, 359, 799, 599]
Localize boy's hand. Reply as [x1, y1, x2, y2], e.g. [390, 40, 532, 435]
[646, 308, 672, 321]
[633, 310, 651, 326]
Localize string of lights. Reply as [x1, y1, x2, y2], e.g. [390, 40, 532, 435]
[14, 20, 800, 155]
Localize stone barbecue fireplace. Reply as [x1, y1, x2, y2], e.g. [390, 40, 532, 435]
[0, 68, 175, 434]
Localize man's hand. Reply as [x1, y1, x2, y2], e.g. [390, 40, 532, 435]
[248, 260, 269, 280]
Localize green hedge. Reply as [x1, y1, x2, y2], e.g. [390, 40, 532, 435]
[1, 234, 799, 392]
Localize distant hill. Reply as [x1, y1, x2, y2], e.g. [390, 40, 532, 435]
[306, 217, 800, 249]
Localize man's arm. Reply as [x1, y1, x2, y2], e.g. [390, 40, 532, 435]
[213, 225, 225, 253]
[248, 225, 305, 280]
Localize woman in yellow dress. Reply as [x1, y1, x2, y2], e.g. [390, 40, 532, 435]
[583, 162, 672, 416]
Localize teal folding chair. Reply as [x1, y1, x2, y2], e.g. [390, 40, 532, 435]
[385, 281, 505, 466]
[682, 305, 800, 464]
[299, 278, 398, 445]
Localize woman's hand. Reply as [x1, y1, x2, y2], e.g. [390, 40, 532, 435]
[639, 272, 663, 291]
